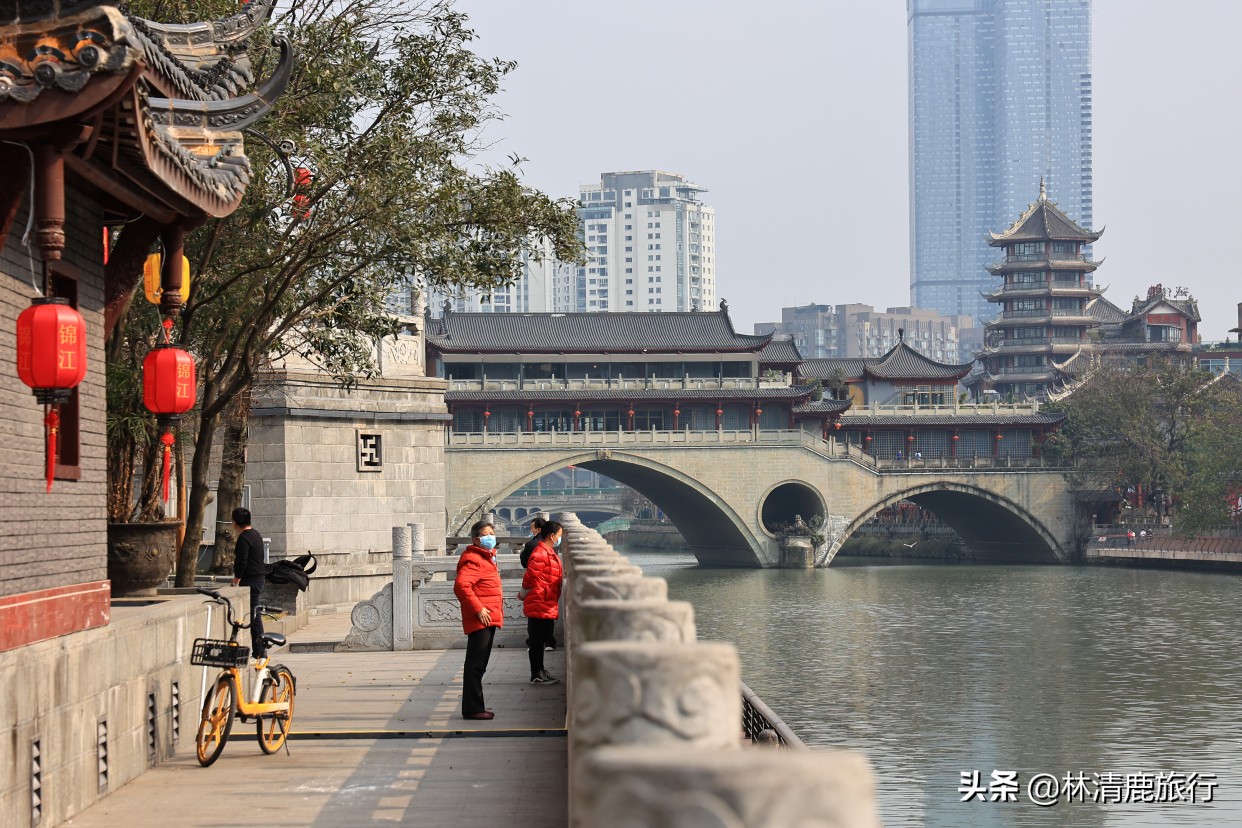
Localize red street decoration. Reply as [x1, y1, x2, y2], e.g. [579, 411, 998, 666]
[158, 432, 176, 502]
[834, 421, 842, 430]
[291, 166, 314, 221]
[143, 320, 197, 503]
[908, 433, 915, 442]
[16, 297, 87, 493]
[16, 297, 87, 402]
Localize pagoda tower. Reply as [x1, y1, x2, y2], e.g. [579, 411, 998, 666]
[970, 181, 1104, 398]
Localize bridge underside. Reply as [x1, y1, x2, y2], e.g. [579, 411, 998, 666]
[905, 491, 1063, 563]
[578, 460, 761, 567]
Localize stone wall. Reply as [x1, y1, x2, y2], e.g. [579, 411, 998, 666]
[0, 189, 109, 645]
[247, 370, 450, 561]
[0, 589, 246, 828]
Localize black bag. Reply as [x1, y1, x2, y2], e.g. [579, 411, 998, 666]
[266, 552, 317, 592]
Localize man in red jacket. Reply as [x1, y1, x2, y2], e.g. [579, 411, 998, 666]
[453, 520, 504, 720]
[520, 521, 564, 685]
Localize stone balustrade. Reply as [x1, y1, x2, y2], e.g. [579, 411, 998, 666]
[555, 511, 879, 827]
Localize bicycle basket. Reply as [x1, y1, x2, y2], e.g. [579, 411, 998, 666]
[191, 638, 250, 667]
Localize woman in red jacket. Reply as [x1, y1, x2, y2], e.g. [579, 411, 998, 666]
[520, 521, 564, 685]
[453, 520, 504, 720]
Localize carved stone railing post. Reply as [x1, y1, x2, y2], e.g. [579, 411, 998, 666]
[578, 745, 881, 828]
[409, 522, 426, 559]
[555, 510, 880, 826]
[392, 525, 414, 651]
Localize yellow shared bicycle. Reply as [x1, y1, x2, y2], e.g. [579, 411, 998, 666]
[192, 587, 296, 766]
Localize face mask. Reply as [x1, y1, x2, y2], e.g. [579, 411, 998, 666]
[478, 535, 497, 550]
[554, 536, 562, 548]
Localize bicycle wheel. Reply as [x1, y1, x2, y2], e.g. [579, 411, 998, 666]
[256, 664, 296, 754]
[196, 676, 236, 767]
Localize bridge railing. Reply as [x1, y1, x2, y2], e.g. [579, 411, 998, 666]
[447, 428, 835, 449]
[740, 680, 807, 749]
[447, 375, 793, 392]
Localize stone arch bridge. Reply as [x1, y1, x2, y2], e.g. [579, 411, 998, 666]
[445, 430, 1079, 567]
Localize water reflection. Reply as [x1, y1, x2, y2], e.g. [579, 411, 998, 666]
[620, 547, 1242, 827]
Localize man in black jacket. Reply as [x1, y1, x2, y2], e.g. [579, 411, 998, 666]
[230, 507, 267, 658]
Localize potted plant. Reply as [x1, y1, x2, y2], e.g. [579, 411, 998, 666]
[105, 299, 181, 597]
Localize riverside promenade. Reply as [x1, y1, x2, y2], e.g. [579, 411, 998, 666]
[63, 609, 568, 828]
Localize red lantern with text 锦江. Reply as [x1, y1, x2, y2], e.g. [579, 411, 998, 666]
[143, 334, 197, 503]
[16, 297, 87, 492]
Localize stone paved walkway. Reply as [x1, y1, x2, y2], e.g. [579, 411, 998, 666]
[62, 611, 567, 828]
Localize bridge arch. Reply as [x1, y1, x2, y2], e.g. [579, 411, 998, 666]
[452, 451, 766, 566]
[825, 481, 1067, 566]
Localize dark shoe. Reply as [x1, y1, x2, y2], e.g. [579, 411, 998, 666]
[531, 670, 560, 685]
[464, 711, 495, 720]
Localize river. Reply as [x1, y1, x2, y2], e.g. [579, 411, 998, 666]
[617, 547, 1242, 827]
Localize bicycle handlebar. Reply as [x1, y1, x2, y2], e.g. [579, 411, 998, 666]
[197, 587, 280, 626]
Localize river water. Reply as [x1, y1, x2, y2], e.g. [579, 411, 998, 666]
[618, 547, 1242, 827]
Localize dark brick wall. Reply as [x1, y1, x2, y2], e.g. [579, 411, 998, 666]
[0, 189, 108, 598]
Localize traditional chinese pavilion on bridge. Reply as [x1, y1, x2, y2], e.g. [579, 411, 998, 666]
[426, 301, 1065, 460]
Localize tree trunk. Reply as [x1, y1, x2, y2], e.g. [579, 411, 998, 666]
[210, 388, 251, 574]
[134, 427, 164, 523]
[177, 409, 220, 587]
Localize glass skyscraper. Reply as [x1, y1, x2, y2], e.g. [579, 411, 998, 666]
[908, 0, 1092, 324]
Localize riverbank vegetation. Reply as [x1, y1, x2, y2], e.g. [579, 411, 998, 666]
[1042, 358, 1242, 533]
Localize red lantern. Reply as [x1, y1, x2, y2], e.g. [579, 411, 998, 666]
[17, 298, 87, 402]
[291, 166, 314, 221]
[143, 345, 197, 416]
[908, 433, 915, 442]
[143, 322, 197, 502]
[952, 433, 960, 441]
[834, 421, 842, 430]
[16, 297, 87, 493]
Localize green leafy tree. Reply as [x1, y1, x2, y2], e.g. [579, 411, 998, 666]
[1044, 357, 1242, 532]
[119, 0, 582, 584]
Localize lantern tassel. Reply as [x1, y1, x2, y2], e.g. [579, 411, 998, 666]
[45, 408, 59, 494]
[160, 431, 175, 504]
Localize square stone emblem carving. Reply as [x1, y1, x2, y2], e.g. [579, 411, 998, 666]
[356, 431, 383, 472]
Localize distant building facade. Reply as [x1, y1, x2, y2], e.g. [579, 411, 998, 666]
[577, 170, 716, 312]
[428, 238, 575, 314]
[756, 303, 977, 363]
[908, 0, 1093, 324]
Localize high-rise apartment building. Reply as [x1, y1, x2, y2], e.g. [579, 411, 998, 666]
[429, 239, 575, 313]
[577, 170, 716, 312]
[756, 303, 977, 363]
[908, 0, 1092, 324]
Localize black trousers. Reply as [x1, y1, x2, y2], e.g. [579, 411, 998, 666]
[527, 617, 555, 678]
[463, 626, 496, 716]
[242, 576, 266, 658]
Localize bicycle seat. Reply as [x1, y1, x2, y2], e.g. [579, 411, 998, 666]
[259, 632, 287, 648]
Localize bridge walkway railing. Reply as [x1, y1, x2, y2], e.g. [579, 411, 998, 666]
[446, 429, 1067, 472]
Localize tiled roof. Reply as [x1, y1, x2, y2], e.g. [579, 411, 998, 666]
[1126, 295, 1201, 324]
[427, 310, 772, 354]
[840, 412, 1066, 427]
[792, 400, 852, 415]
[758, 337, 802, 364]
[1086, 296, 1127, 324]
[799, 359, 870, 382]
[865, 341, 974, 381]
[446, 387, 815, 404]
[799, 342, 972, 383]
[989, 195, 1101, 244]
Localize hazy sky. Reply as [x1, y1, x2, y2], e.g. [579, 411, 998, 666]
[456, 0, 1242, 339]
